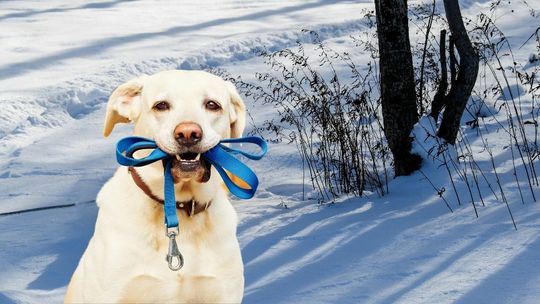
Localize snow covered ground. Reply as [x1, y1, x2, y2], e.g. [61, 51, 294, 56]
[1, 0, 540, 303]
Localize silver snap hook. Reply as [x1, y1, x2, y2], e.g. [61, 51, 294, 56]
[165, 227, 184, 271]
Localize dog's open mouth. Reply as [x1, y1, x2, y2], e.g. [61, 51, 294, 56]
[175, 152, 201, 171]
[170, 152, 211, 183]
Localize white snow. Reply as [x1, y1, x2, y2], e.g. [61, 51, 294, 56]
[1, 0, 540, 303]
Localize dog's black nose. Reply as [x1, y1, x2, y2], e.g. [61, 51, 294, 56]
[174, 122, 203, 147]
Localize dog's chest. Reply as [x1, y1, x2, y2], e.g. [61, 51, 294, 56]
[116, 235, 229, 302]
[118, 269, 226, 303]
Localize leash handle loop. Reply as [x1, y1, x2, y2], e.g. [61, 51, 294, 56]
[218, 136, 268, 160]
[203, 145, 260, 199]
[116, 136, 268, 200]
[116, 137, 168, 166]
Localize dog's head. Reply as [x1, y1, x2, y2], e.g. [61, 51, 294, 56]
[103, 70, 246, 183]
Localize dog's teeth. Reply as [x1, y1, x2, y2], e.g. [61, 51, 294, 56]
[176, 155, 181, 160]
[195, 154, 201, 160]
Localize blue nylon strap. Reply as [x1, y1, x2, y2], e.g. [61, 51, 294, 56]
[217, 137, 268, 160]
[202, 136, 268, 199]
[115, 136, 268, 228]
[203, 145, 260, 199]
[116, 137, 169, 166]
[163, 159, 179, 228]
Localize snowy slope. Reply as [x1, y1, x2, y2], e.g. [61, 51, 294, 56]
[1, 0, 540, 303]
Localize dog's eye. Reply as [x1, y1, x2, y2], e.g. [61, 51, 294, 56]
[153, 101, 170, 111]
[205, 100, 222, 111]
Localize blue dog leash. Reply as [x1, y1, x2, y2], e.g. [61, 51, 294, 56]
[116, 136, 267, 270]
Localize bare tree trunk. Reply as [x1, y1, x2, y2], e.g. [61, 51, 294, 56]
[430, 29, 448, 119]
[437, 0, 479, 144]
[418, 0, 436, 114]
[375, 0, 421, 176]
[449, 35, 458, 85]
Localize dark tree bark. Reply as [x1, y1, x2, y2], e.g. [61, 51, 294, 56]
[375, 0, 421, 176]
[437, 0, 479, 144]
[449, 35, 458, 86]
[418, 0, 436, 114]
[430, 29, 448, 119]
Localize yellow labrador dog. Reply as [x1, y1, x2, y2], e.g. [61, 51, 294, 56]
[65, 70, 245, 303]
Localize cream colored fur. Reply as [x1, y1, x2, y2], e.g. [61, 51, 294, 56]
[65, 70, 246, 303]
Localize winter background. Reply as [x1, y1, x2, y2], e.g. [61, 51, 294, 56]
[1, 0, 540, 303]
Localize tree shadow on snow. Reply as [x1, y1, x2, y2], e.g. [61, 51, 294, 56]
[0, 0, 139, 22]
[241, 161, 538, 303]
[26, 204, 97, 290]
[0, 0, 354, 80]
[241, 187, 453, 302]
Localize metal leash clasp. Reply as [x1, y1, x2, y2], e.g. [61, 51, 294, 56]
[165, 226, 184, 271]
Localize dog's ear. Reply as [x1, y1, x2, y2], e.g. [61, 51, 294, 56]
[226, 81, 246, 138]
[103, 76, 146, 137]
